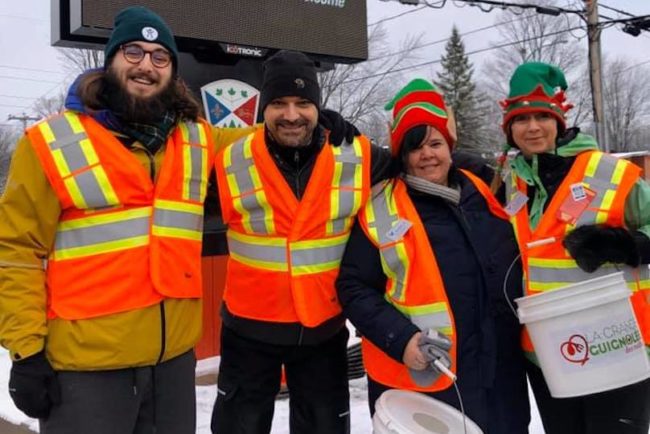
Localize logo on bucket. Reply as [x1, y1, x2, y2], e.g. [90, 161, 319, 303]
[560, 334, 589, 365]
[558, 319, 643, 367]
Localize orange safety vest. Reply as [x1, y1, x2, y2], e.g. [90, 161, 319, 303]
[215, 129, 371, 327]
[505, 151, 650, 353]
[28, 112, 214, 320]
[358, 172, 500, 392]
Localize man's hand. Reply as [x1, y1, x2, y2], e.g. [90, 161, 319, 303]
[9, 351, 61, 419]
[318, 109, 360, 147]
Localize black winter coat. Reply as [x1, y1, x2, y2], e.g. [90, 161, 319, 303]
[336, 168, 530, 434]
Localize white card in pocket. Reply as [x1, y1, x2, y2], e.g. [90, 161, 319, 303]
[385, 219, 412, 241]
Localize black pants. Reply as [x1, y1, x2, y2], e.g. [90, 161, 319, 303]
[527, 359, 650, 434]
[211, 326, 350, 434]
[41, 350, 196, 434]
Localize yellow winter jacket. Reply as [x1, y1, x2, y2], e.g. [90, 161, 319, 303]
[0, 121, 255, 370]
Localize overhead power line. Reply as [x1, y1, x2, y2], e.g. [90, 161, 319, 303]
[0, 75, 60, 84]
[0, 103, 30, 109]
[395, 0, 584, 17]
[342, 26, 581, 84]
[0, 64, 66, 75]
[0, 94, 37, 100]
[368, 4, 429, 27]
[599, 3, 635, 18]
[370, 12, 536, 61]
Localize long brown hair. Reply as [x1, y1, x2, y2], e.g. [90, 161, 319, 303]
[489, 149, 508, 194]
[76, 70, 202, 122]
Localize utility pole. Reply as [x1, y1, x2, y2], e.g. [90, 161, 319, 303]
[585, 0, 608, 151]
[7, 113, 39, 130]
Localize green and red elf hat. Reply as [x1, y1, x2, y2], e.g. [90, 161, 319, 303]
[385, 78, 454, 157]
[500, 62, 574, 132]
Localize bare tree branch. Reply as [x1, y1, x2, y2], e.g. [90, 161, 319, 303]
[32, 93, 66, 119]
[318, 25, 423, 145]
[0, 127, 20, 194]
[480, 0, 588, 121]
[603, 58, 650, 151]
[57, 47, 104, 75]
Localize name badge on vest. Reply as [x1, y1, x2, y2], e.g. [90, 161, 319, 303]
[504, 191, 528, 217]
[557, 183, 596, 224]
[386, 219, 412, 241]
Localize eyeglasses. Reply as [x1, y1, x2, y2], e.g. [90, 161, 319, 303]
[120, 44, 172, 68]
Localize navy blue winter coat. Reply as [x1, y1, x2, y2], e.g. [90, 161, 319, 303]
[336, 168, 530, 434]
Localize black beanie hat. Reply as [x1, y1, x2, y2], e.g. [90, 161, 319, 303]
[104, 6, 178, 68]
[260, 50, 320, 111]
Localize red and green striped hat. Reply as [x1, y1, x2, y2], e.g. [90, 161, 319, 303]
[385, 79, 454, 157]
[500, 62, 573, 132]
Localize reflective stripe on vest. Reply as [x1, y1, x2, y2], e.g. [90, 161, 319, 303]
[577, 152, 627, 225]
[223, 135, 276, 235]
[365, 183, 409, 301]
[152, 199, 204, 241]
[391, 300, 454, 336]
[52, 207, 151, 260]
[226, 230, 350, 275]
[526, 153, 649, 293]
[366, 182, 453, 334]
[327, 138, 364, 235]
[39, 112, 119, 209]
[178, 122, 208, 202]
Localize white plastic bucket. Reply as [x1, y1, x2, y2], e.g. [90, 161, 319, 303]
[515, 271, 650, 398]
[372, 390, 483, 434]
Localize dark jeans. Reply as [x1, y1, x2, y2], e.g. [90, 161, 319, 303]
[211, 325, 350, 434]
[527, 359, 650, 434]
[41, 350, 196, 434]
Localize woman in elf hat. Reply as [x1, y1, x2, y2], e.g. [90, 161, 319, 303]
[493, 61, 650, 434]
[336, 79, 530, 433]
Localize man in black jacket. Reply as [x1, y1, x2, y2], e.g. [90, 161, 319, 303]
[211, 50, 391, 434]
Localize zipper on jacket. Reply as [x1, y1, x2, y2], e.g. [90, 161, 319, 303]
[156, 301, 167, 364]
[454, 203, 489, 316]
[294, 151, 302, 199]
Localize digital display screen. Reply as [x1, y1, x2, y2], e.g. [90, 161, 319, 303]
[54, 0, 368, 63]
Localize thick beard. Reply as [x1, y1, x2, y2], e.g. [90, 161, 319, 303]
[103, 67, 176, 124]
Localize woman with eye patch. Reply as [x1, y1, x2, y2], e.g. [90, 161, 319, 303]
[492, 61, 650, 434]
[336, 79, 530, 433]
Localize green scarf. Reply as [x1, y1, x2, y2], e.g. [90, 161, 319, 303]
[508, 133, 599, 229]
[120, 111, 177, 154]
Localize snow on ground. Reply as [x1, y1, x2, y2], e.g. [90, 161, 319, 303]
[2, 348, 648, 433]
[1, 347, 552, 433]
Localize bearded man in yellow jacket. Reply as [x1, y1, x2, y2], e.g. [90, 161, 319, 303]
[0, 6, 353, 434]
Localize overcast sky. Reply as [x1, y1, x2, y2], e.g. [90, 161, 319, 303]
[1, 0, 649, 128]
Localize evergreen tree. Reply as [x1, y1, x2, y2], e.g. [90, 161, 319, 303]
[435, 26, 486, 151]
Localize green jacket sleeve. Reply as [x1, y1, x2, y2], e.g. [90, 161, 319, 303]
[0, 135, 61, 361]
[624, 178, 650, 237]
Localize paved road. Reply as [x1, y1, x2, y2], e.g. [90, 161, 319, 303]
[0, 417, 34, 433]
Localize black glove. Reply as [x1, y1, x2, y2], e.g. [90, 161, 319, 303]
[563, 225, 640, 273]
[9, 351, 61, 419]
[318, 108, 360, 147]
